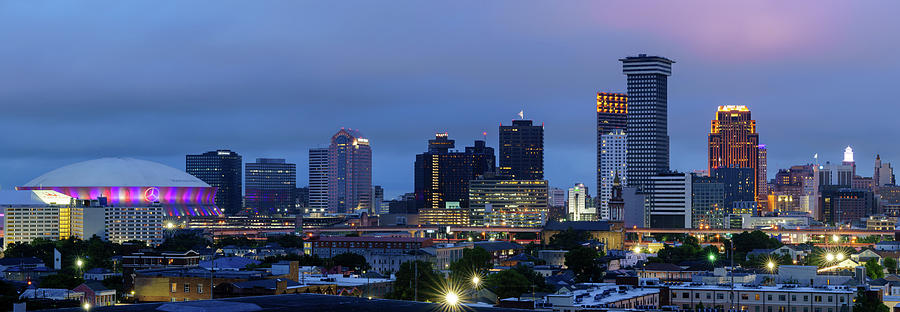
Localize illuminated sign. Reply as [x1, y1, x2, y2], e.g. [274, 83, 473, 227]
[144, 187, 160, 202]
[32, 190, 73, 205]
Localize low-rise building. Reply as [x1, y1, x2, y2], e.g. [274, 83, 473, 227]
[73, 281, 117, 307]
[539, 250, 568, 268]
[305, 236, 432, 259]
[668, 283, 856, 312]
[543, 284, 660, 311]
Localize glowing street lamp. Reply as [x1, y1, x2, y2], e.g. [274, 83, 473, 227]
[836, 253, 845, 261]
[83, 303, 91, 311]
[633, 246, 641, 254]
[472, 276, 481, 287]
[766, 261, 776, 271]
[825, 253, 835, 262]
[445, 291, 460, 306]
[76, 259, 84, 268]
[832, 235, 840, 243]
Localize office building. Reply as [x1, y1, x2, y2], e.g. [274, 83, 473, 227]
[245, 158, 297, 215]
[820, 185, 876, 226]
[597, 92, 628, 213]
[104, 206, 165, 245]
[499, 119, 544, 180]
[711, 167, 756, 213]
[692, 175, 725, 228]
[758, 144, 768, 208]
[373, 185, 385, 215]
[469, 178, 549, 227]
[599, 129, 627, 219]
[414, 133, 495, 211]
[295, 187, 309, 209]
[5, 203, 165, 248]
[645, 172, 691, 228]
[621, 54, 674, 190]
[708, 105, 760, 206]
[307, 148, 329, 214]
[875, 155, 895, 187]
[186, 150, 243, 215]
[567, 183, 589, 221]
[327, 129, 373, 214]
[548, 187, 567, 222]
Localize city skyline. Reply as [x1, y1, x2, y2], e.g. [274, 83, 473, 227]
[2, 1, 900, 199]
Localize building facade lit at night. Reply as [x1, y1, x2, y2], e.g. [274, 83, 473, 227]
[708, 105, 760, 210]
[328, 128, 373, 214]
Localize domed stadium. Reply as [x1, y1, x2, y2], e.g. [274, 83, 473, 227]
[16, 157, 220, 216]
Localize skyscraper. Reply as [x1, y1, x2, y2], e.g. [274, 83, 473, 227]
[597, 92, 628, 192]
[875, 155, 895, 187]
[499, 119, 543, 180]
[758, 144, 768, 208]
[567, 183, 588, 221]
[373, 185, 385, 215]
[414, 133, 495, 211]
[245, 158, 297, 215]
[708, 105, 760, 205]
[186, 150, 242, 215]
[307, 148, 329, 214]
[327, 129, 373, 214]
[621, 54, 674, 190]
[645, 172, 691, 228]
[599, 129, 627, 219]
[691, 175, 725, 229]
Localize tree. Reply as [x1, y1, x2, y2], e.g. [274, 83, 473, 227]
[730, 231, 782, 254]
[331, 253, 369, 271]
[854, 289, 890, 312]
[0, 280, 21, 311]
[549, 228, 592, 250]
[485, 269, 532, 299]
[388, 260, 442, 301]
[565, 246, 601, 282]
[885, 257, 898, 274]
[512, 264, 549, 292]
[40, 274, 84, 289]
[866, 258, 885, 280]
[267, 234, 304, 248]
[449, 247, 492, 280]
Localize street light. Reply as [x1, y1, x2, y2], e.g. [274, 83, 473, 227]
[766, 261, 775, 271]
[472, 276, 480, 288]
[708, 254, 716, 262]
[825, 253, 835, 262]
[633, 246, 641, 254]
[832, 235, 839, 243]
[76, 259, 84, 268]
[836, 253, 845, 261]
[445, 291, 460, 306]
[82, 303, 91, 311]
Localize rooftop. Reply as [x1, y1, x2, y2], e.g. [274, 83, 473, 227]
[43, 294, 528, 312]
[21, 157, 210, 188]
[668, 282, 856, 294]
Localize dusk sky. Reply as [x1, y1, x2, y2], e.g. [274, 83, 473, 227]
[2, 1, 899, 198]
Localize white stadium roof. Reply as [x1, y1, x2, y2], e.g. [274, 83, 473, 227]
[23, 157, 210, 188]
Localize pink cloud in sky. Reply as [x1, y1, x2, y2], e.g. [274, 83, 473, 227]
[579, 1, 856, 62]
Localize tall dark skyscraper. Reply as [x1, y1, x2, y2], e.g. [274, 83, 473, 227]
[328, 128, 372, 213]
[597, 92, 628, 217]
[186, 150, 243, 215]
[245, 158, 297, 215]
[621, 54, 674, 190]
[499, 119, 543, 180]
[415, 133, 495, 211]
